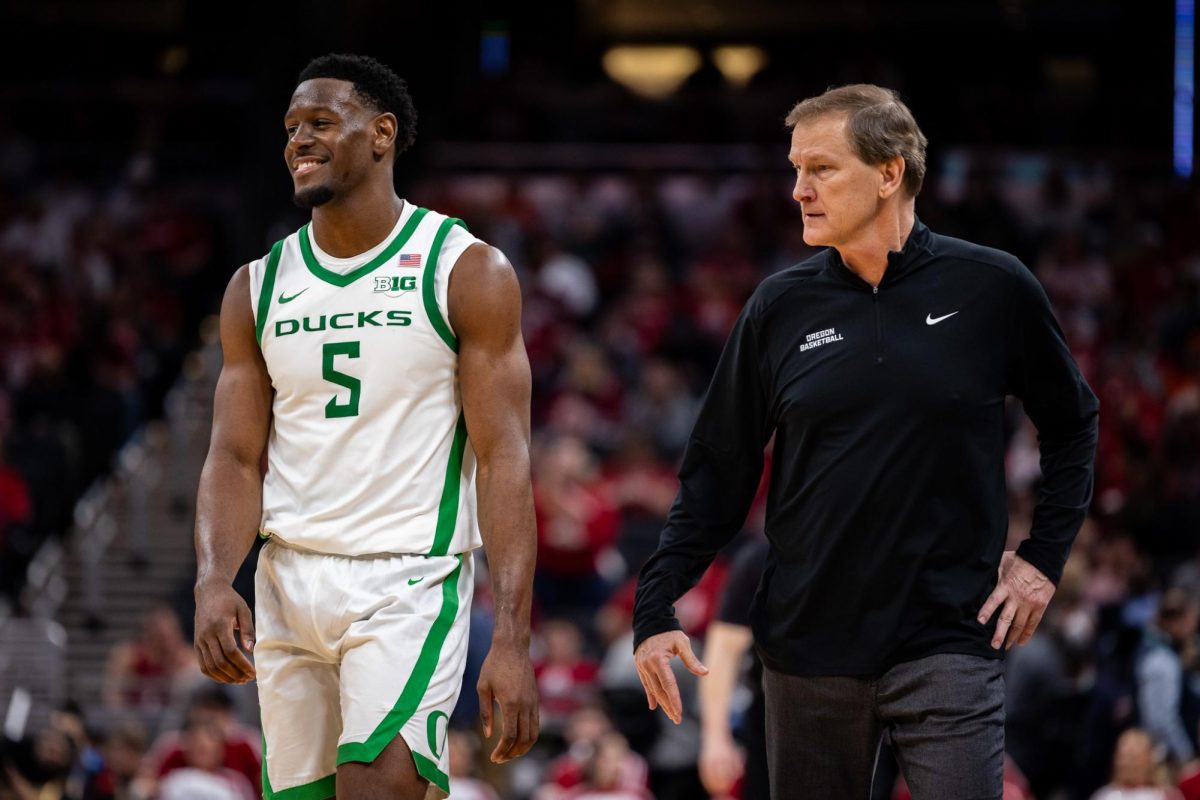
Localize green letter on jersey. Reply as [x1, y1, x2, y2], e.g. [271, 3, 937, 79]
[323, 341, 361, 418]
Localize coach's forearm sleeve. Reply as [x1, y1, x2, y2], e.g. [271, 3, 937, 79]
[1007, 266, 1099, 584]
[632, 302, 773, 650]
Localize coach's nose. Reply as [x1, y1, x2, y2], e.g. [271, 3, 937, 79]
[793, 176, 816, 204]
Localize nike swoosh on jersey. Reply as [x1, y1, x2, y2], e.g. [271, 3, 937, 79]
[279, 288, 309, 304]
[407, 576, 424, 585]
[926, 311, 959, 325]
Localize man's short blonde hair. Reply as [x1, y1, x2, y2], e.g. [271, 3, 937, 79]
[786, 84, 929, 197]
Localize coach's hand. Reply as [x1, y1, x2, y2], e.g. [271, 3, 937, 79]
[635, 630, 708, 725]
[193, 581, 256, 685]
[477, 641, 539, 764]
[977, 551, 1056, 650]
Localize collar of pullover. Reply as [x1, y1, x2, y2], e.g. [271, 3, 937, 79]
[825, 217, 936, 290]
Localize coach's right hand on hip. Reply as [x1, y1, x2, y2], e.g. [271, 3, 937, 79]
[635, 630, 709, 724]
[977, 550, 1056, 650]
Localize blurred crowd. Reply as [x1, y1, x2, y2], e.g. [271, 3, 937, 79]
[3, 130, 1200, 798]
[0, 136, 228, 603]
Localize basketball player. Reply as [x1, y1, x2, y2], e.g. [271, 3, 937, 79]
[193, 54, 538, 800]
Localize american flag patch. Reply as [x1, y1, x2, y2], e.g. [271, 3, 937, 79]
[398, 253, 422, 268]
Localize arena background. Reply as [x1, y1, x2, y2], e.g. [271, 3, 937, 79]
[0, 1, 1196, 798]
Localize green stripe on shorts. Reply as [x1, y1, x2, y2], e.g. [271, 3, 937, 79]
[335, 553, 464, 795]
[262, 730, 336, 800]
[412, 752, 450, 795]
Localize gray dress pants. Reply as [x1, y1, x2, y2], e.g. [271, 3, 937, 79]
[762, 653, 1005, 800]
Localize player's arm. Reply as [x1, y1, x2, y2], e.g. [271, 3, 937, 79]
[193, 264, 272, 685]
[699, 621, 752, 795]
[449, 243, 539, 764]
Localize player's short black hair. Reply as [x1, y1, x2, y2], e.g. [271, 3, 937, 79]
[297, 53, 417, 155]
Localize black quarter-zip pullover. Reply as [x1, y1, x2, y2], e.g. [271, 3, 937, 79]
[632, 219, 1099, 676]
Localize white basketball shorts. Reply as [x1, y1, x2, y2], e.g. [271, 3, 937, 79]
[254, 538, 474, 799]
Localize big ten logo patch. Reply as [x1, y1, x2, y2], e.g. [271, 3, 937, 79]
[374, 275, 418, 297]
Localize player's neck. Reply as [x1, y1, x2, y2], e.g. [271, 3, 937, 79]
[310, 182, 405, 258]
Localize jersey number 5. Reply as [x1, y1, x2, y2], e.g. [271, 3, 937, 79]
[323, 341, 360, 418]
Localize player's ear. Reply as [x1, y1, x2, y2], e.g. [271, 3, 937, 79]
[372, 113, 397, 160]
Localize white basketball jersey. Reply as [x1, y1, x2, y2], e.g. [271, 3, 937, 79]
[248, 202, 484, 557]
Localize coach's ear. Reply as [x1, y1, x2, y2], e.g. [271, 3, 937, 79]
[372, 113, 398, 161]
[878, 154, 905, 200]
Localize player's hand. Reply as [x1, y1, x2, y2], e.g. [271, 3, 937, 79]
[477, 639, 539, 763]
[634, 630, 708, 725]
[699, 730, 745, 796]
[977, 551, 1056, 650]
[193, 581, 256, 684]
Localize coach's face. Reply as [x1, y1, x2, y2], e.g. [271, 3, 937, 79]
[789, 113, 901, 250]
[284, 79, 393, 209]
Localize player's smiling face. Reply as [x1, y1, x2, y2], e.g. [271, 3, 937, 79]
[284, 78, 382, 209]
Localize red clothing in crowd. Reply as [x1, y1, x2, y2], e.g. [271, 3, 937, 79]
[545, 748, 650, 793]
[535, 658, 600, 724]
[534, 482, 621, 577]
[0, 465, 32, 536]
[151, 727, 262, 793]
[1178, 763, 1200, 800]
[605, 558, 729, 640]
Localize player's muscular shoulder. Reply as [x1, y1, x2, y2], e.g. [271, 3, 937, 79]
[222, 264, 253, 324]
[219, 264, 262, 362]
[448, 244, 521, 339]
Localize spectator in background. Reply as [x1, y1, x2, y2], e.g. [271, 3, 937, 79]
[3, 726, 76, 800]
[102, 606, 198, 727]
[538, 705, 650, 799]
[534, 619, 601, 744]
[533, 435, 622, 628]
[547, 342, 626, 453]
[0, 394, 34, 599]
[46, 702, 107, 800]
[1136, 589, 1200, 767]
[623, 359, 699, 462]
[1004, 554, 1097, 798]
[446, 731, 501, 800]
[146, 686, 260, 794]
[563, 733, 654, 800]
[92, 723, 153, 800]
[156, 720, 255, 800]
[698, 536, 768, 800]
[1090, 729, 1183, 800]
[600, 433, 678, 580]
